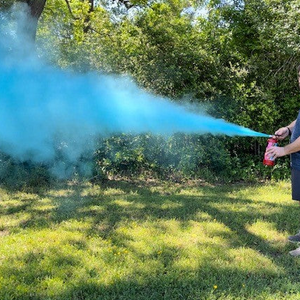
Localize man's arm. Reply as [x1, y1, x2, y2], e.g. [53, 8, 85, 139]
[267, 121, 300, 158]
[283, 136, 300, 155]
[266, 119, 298, 158]
[288, 120, 296, 131]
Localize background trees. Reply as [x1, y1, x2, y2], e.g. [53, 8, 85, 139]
[1, 0, 299, 186]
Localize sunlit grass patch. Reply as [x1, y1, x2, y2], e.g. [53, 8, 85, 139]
[234, 182, 291, 204]
[227, 247, 284, 274]
[246, 221, 288, 249]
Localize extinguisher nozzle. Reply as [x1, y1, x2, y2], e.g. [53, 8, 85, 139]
[268, 134, 282, 138]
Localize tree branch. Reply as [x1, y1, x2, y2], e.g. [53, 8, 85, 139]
[64, 0, 79, 20]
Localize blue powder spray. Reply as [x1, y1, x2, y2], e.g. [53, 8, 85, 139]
[0, 8, 268, 177]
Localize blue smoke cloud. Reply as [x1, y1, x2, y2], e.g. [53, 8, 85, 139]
[0, 6, 268, 177]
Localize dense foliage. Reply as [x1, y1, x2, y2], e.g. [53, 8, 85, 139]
[1, 0, 299, 188]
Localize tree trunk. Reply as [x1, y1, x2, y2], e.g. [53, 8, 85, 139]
[17, 0, 47, 41]
[26, 0, 46, 19]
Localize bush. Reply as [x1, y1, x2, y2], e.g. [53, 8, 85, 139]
[0, 133, 291, 191]
[93, 134, 291, 183]
[0, 152, 52, 191]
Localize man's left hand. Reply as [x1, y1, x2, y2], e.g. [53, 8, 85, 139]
[266, 146, 286, 159]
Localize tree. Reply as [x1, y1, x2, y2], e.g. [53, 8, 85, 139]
[1, 0, 147, 41]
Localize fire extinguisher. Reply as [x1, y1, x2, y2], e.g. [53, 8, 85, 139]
[263, 137, 278, 166]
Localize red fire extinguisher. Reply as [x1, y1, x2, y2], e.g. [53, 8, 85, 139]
[263, 137, 278, 166]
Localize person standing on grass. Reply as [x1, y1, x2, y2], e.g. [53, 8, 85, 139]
[266, 66, 300, 256]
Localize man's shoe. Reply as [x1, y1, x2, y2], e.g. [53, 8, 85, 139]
[289, 246, 300, 257]
[288, 232, 300, 243]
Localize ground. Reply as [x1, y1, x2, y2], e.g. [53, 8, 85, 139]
[0, 180, 299, 300]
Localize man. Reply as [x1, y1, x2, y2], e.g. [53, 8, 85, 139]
[266, 67, 300, 256]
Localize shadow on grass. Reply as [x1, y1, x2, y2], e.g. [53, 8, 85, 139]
[1, 180, 300, 300]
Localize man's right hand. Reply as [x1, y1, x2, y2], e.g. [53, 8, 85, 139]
[274, 127, 290, 140]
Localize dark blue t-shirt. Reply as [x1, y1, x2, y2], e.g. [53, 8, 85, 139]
[291, 110, 300, 170]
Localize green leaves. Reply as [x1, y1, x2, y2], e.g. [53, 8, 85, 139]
[6, 0, 299, 181]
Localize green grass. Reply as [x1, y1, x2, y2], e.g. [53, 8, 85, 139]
[0, 180, 300, 300]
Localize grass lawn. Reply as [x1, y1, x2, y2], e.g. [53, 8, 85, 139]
[0, 179, 300, 300]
